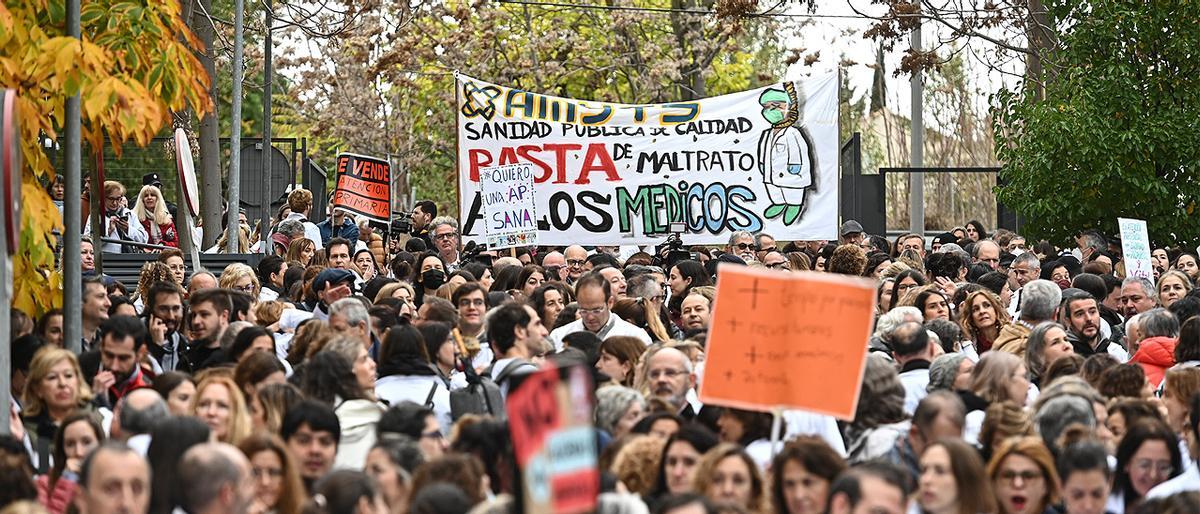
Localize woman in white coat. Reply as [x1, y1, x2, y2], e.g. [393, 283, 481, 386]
[374, 320, 453, 436]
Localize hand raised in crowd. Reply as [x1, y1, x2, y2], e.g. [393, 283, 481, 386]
[92, 369, 116, 394]
[149, 314, 167, 345]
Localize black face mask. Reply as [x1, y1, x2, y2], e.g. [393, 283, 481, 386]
[422, 269, 446, 289]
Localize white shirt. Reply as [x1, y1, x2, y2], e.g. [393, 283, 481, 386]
[374, 374, 452, 436]
[783, 409, 847, 457]
[284, 212, 324, 249]
[549, 314, 651, 352]
[1147, 464, 1200, 499]
[84, 208, 148, 253]
[898, 368, 930, 416]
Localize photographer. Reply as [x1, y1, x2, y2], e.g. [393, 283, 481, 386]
[410, 200, 436, 247]
[84, 180, 148, 253]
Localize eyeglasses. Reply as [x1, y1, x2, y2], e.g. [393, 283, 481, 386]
[566, 259, 586, 268]
[1134, 459, 1174, 476]
[649, 369, 687, 380]
[766, 262, 787, 269]
[998, 470, 1043, 484]
[458, 299, 485, 307]
[234, 284, 256, 292]
[578, 305, 607, 316]
[421, 430, 445, 440]
[732, 243, 756, 250]
[434, 232, 458, 241]
[106, 196, 124, 202]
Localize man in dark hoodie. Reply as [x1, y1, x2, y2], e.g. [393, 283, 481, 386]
[1060, 289, 1129, 360]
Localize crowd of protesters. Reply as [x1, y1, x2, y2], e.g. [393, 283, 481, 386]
[7, 181, 1200, 514]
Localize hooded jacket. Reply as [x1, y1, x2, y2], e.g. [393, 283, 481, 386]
[332, 397, 384, 470]
[1131, 336, 1178, 387]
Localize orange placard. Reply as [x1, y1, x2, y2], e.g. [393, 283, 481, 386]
[698, 266, 877, 419]
[332, 153, 391, 222]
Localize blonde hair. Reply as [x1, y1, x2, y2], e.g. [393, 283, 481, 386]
[959, 289, 1012, 341]
[1158, 270, 1195, 297]
[375, 282, 415, 304]
[22, 348, 93, 418]
[132, 185, 171, 225]
[254, 301, 285, 327]
[192, 375, 252, 445]
[971, 351, 1025, 405]
[610, 435, 666, 496]
[219, 263, 260, 297]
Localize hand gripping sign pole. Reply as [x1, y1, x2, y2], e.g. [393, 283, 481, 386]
[0, 89, 23, 434]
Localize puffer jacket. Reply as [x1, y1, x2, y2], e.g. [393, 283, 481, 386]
[1131, 336, 1177, 387]
[36, 473, 77, 514]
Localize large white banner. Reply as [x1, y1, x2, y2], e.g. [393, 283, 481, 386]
[456, 73, 840, 246]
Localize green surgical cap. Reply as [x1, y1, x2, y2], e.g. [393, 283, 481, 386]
[758, 88, 788, 105]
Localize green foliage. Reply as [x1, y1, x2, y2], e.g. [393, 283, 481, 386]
[994, 0, 1200, 247]
[282, 0, 789, 216]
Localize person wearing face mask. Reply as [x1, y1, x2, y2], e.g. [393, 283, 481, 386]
[413, 252, 448, 308]
[756, 84, 814, 224]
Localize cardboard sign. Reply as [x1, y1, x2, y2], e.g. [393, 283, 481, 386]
[455, 73, 840, 246]
[479, 163, 538, 249]
[332, 153, 391, 222]
[1119, 218, 1153, 280]
[698, 266, 877, 419]
[508, 364, 598, 514]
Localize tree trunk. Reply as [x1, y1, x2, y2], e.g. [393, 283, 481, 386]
[193, 0, 223, 248]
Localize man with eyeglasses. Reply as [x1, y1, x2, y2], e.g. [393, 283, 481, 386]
[973, 239, 1002, 271]
[542, 250, 567, 281]
[84, 180, 148, 253]
[451, 283, 491, 365]
[1006, 252, 1042, 317]
[726, 230, 758, 263]
[755, 233, 777, 262]
[646, 347, 702, 419]
[563, 245, 589, 284]
[430, 216, 462, 271]
[761, 251, 788, 270]
[549, 272, 652, 352]
[145, 281, 191, 372]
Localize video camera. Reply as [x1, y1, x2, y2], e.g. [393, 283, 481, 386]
[461, 240, 494, 267]
[389, 216, 412, 239]
[654, 222, 695, 270]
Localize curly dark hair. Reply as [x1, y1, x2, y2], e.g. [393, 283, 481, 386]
[298, 351, 367, 405]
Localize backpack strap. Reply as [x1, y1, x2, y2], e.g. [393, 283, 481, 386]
[493, 359, 536, 384]
[424, 381, 439, 409]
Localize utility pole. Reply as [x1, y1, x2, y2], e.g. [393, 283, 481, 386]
[261, 0, 274, 237]
[62, 0, 82, 355]
[227, 0, 244, 253]
[909, 17, 925, 237]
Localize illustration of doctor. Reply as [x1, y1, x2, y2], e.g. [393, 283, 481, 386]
[757, 83, 814, 225]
